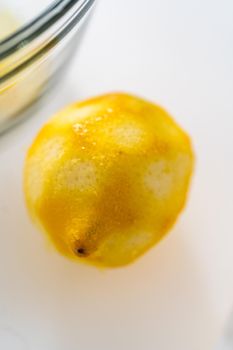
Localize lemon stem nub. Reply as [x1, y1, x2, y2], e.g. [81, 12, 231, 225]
[75, 246, 88, 257]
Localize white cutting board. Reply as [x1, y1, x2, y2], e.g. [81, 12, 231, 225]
[0, 0, 233, 349]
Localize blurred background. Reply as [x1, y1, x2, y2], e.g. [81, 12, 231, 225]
[0, 0, 233, 349]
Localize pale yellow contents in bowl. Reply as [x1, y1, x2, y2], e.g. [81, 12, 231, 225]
[0, 10, 46, 128]
[0, 10, 20, 40]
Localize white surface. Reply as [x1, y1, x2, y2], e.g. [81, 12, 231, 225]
[217, 312, 233, 350]
[0, 0, 233, 349]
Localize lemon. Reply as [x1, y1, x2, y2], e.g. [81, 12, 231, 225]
[24, 93, 194, 267]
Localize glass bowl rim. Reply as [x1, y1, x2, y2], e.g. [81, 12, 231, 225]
[0, 0, 95, 61]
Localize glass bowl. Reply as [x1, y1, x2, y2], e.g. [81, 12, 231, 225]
[0, 0, 96, 134]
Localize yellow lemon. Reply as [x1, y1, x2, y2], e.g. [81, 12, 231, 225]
[24, 93, 194, 267]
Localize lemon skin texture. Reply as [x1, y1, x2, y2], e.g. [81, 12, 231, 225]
[24, 93, 194, 268]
